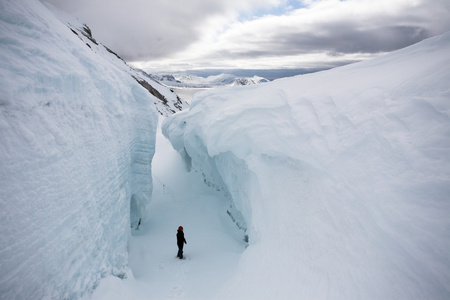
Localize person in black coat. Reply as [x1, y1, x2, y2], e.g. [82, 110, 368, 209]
[176, 226, 187, 259]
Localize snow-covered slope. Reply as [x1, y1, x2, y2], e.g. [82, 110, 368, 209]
[163, 33, 450, 299]
[0, 0, 172, 298]
[45, 3, 188, 116]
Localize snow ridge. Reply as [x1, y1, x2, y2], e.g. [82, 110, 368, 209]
[45, 2, 188, 116]
[163, 32, 450, 299]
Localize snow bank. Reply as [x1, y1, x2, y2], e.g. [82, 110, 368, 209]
[163, 33, 450, 299]
[0, 0, 159, 299]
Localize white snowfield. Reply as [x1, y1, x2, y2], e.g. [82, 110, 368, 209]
[163, 32, 450, 299]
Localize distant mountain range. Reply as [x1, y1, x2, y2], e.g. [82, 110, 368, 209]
[149, 73, 269, 88]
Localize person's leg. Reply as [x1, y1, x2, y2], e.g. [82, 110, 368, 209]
[178, 244, 184, 259]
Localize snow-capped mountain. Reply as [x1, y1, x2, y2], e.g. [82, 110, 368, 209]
[231, 76, 269, 86]
[151, 73, 269, 88]
[48, 3, 188, 116]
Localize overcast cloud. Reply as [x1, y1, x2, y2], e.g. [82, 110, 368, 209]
[46, 0, 450, 72]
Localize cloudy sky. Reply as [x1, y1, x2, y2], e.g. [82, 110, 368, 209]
[47, 0, 450, 74]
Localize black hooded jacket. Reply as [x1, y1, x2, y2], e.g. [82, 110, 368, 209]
[177, 230, 186, 246]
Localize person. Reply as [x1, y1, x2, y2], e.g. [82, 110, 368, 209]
[176, 226, 187, 259]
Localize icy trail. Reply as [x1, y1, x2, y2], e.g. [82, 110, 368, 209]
[89, 119, 246, 300]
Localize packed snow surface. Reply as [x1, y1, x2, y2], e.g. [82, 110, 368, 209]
[88, 119, 246, 300]
[163, 33, 450, 299]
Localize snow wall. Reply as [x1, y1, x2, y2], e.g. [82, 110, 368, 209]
[0, 0, 158, 299]
[163, 33, 450, 299]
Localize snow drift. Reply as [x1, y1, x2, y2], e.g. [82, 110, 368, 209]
[0, 0, 180, 298]
[163, 33, 450, 299]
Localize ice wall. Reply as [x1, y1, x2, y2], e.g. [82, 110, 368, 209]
[163, 33, 450, 299]
[0, 0, 157, 299]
